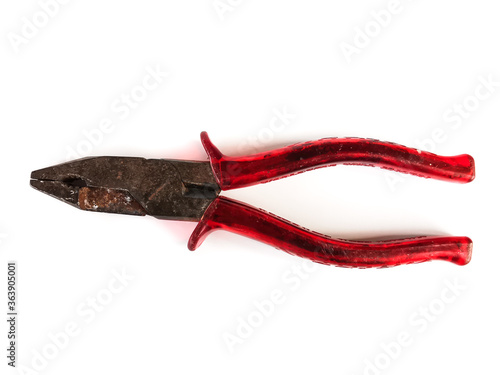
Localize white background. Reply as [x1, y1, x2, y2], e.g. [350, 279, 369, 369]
[1, 1, 499, 374]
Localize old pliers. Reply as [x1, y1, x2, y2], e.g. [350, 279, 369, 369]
[30, 132, 475, 268]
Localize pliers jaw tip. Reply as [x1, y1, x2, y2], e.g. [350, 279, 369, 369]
[30, 157, 219, 220]
[30, 161, 148, 216]
[29, 178, 80, 208]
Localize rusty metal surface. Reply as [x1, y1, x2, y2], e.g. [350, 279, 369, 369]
[30, 157, 220, 221]
[78, 187, 147, 216]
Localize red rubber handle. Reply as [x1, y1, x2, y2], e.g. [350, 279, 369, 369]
[188, 197, 472, 268]
[200, 132, 475, 190]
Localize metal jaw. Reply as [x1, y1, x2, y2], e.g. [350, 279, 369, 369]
[30, 157, 220, 221]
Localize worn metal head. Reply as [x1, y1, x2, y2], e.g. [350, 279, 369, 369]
[30, 157, 220, 221]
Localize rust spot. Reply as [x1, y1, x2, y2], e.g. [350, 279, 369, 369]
[78, 187, 147, 216]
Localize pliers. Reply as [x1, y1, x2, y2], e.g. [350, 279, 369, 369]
[30, 132, 475, 268]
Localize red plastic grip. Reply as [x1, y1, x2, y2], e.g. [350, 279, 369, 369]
[188, 197, 472, 268]
[200, 132, 475, 190]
